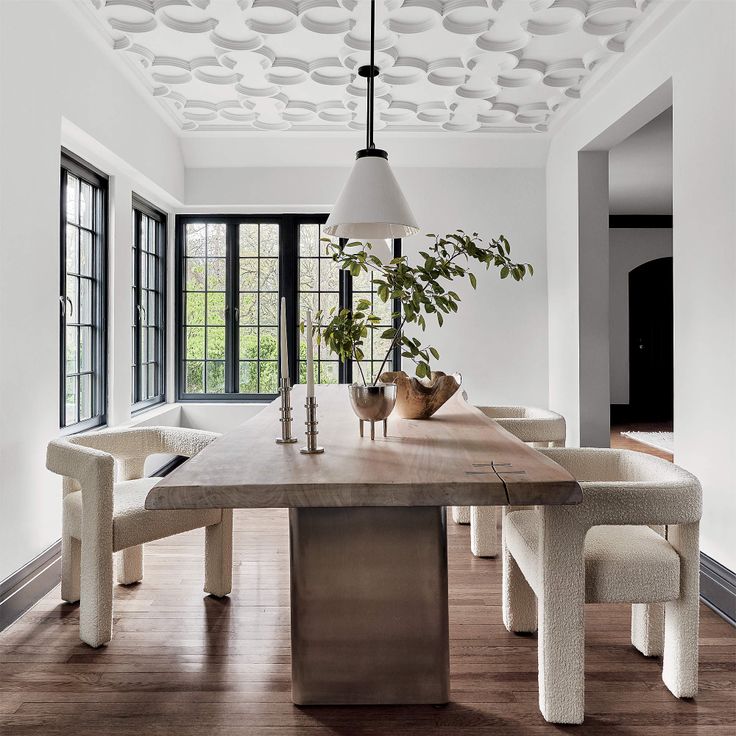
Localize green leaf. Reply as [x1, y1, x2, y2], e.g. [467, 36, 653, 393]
[469, 272, 477, 290]
[429, 346, 440, 360]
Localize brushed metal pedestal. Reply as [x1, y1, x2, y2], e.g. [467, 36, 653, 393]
[289, 506, 449, 705]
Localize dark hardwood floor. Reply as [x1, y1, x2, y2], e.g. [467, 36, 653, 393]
[1, 508, 734, 735]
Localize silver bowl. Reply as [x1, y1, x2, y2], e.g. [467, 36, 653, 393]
[348, 383, 397, 439]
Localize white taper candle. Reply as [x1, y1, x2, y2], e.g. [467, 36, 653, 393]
[279, 297, 288, 382]
[305, 309, 315, 398]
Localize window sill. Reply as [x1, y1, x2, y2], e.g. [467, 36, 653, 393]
[131, 397, 166, 417]
[176, 394, 278, 404]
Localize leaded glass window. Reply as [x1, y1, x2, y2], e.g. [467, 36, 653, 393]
[298, 223, 339, 384]
[132, 196, 166, 410]
[176, 215, 400, 401]
[60, 151, 107, 431]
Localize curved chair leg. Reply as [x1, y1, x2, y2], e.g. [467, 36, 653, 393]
[632, 603, 664, 657]
[205, 509, 233, 598]
[502, 513, 537, 634]
[451, 506, 469, 524]
[663, 522, 700, 698]
[538, 508, 586, 724]
[61, 533, 81, 604]
[117, 545, 144, 586]
[470, 506, 497, 557]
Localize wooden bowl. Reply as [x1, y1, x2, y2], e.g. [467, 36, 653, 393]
[379, 370, 462, 420]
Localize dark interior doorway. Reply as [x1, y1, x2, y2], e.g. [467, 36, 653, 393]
[628, 256, 673, 422]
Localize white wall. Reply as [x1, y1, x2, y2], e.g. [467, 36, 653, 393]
[609, 229, 673, 406]
[578, 152, 610, 447]
[546, 0, 736, 571]
[0, 0, 183, 581]
[185, 165, 549, 409]
[609, 108, 673, 215]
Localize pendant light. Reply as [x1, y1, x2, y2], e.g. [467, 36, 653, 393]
[323, 0, 419, 240]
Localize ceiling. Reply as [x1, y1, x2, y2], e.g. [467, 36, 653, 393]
[609, 107, 672, 215]
[83, 0, 657, 134]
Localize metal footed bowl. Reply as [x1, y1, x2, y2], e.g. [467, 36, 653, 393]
[348, 383, 397, 422]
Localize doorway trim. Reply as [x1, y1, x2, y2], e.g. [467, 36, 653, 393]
[575, 79, 673, 447]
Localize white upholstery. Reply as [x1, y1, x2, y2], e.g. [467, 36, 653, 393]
[452, 405, 566, 558]
[502, 448, 701, 724]
[505, 515, 681, 603]
[47, 426, 233, 648]
[63, 478, 222, 552]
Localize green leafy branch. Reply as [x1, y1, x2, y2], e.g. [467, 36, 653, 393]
[301, 230, 533, 385]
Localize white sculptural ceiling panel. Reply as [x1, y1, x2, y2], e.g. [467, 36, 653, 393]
[84, 0, 655, 133]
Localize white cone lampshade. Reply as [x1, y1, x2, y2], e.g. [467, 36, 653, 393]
[324, 152, 419, 240]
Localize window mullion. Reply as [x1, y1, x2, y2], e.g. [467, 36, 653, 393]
[392, 237, 402, 373]
[281, 216, 299, 385]
[59, 170, 68, 428]
[339, 235, 352, 384]
[133, 210, 141, 404]
[226, 222, 238, 394]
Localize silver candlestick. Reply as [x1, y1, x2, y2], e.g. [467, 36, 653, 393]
[300, 395, 324, 455]
[275, 378, 298, 444]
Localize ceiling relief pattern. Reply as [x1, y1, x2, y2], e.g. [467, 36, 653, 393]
[86, 0, 655, 132]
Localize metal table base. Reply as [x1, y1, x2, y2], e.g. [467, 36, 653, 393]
[289, 506, 450, 705]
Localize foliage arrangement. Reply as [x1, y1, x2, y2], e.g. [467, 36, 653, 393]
[307, 230, 533, 386]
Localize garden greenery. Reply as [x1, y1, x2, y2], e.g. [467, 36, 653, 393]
[304, 230, 533, 386]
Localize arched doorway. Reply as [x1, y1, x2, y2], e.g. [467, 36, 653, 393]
[628, 256, 673, 423]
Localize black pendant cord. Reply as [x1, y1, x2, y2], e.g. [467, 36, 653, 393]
[367, 0, 375, 150]
[356, 0, 383, 158]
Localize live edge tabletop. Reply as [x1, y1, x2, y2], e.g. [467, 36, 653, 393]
[146, 383, 581, 511]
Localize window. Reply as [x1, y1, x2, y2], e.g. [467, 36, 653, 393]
[176, 215, 401, 401]
[298, 223, 340, 384]
[132, 195, 166, 412]
[351, 242, 401, 384]
[60, 151, 107, 431]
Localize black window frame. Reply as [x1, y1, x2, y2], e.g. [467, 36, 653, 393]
[131, 194, 167, 414]
[175, 214, 401, 402]
[59, 149, 108, 433]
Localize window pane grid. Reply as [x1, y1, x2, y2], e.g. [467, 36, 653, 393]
[238, 223, 279, 395]
[177, 217, 400, 400]
[183, 223, 225, 393]
[353, 275, 394, 385]
[132, 205, 165, 407]
[61, 161, 105, 430]
[298, 223, 339, 385]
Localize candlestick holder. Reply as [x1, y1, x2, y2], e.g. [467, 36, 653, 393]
[275, 378, 298, 444]
[300, 395, 324, 455]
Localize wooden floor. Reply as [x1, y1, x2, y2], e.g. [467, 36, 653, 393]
[1, 508, 734, 735]
[611, 422, 674, 461]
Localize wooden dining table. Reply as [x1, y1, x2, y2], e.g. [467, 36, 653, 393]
[146, 384, 581, 706]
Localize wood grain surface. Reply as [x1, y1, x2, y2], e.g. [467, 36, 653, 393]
[146, 385, 581, 511]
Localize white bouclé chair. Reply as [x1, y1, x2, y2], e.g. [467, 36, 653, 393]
[451, 406, 566, 557]
[46, 426, 233, 648]
[502, 448, 702, 724]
